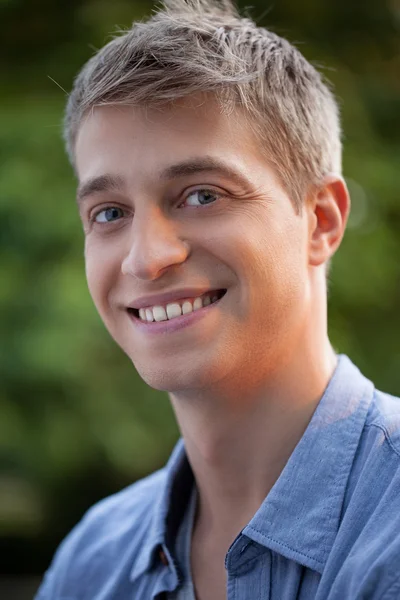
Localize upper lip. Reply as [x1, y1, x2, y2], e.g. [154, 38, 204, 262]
[127, 288, 222, 310]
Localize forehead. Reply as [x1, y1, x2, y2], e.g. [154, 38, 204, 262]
[74, 97, 266, 184]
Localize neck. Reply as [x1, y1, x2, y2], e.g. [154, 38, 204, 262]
[169, 297, 336, 546]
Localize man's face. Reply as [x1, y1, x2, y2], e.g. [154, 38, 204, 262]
[75, 98, 312, 395]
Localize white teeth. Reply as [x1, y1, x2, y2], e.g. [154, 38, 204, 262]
[166, 303, 182, 319]
[153, 306, 168, 322]
[193, 297, 203, 310]
[182, 301, 193, 315]
[136, 291, 223, 322]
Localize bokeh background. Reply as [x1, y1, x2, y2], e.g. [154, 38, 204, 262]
[1, 0, 399, 597]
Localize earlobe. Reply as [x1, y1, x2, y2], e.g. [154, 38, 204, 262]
[308, 175, 350, 267]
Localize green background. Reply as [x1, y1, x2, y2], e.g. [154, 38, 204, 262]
[0, 0, 399, 584]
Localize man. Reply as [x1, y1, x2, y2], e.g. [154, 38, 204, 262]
[36, 0, 400, 598]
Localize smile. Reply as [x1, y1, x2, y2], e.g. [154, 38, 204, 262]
[129, 289, 226, 323]
[127, 289, 227, 334]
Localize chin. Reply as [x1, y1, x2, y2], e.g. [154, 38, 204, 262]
[131, 358, 216, 393]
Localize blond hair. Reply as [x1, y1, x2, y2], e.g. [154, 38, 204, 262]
[64, 0, 342, 210]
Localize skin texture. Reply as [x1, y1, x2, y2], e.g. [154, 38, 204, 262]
[75, 95, 350, 600]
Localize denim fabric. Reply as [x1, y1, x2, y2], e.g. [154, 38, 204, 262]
[35, 355, 400, 599]
[167, 487, 197, 600]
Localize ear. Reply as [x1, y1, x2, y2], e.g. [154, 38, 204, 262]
[307, 175, 351, 267]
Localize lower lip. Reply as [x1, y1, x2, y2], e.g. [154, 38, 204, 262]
[127, 295, 224, 335]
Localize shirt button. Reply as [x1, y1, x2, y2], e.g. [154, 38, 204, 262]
[159, 548, 169, 566]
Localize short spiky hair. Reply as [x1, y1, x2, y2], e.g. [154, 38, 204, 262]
[64, 0, 342, 210]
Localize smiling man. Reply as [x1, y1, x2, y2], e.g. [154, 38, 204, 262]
[36, 1, 400, 599]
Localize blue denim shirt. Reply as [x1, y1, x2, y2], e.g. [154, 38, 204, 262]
[167, 487, 197, 600]
[36, 355, 400, 599]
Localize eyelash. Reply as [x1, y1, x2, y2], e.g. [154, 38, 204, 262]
[89, 188, 224, 225]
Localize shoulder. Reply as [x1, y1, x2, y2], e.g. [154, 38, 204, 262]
[35, 468, 167, 599]
[78, 466, 166, 534]
[353, 388, 400, 483]
[68, 466, 165, 550]
[329, 388, 400, 599]
[346, 387, 400, 505]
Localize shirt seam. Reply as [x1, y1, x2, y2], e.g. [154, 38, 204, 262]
[244, 528, 325, 566]
[364, 422, 400, 458]
[230, 550, 265, 572]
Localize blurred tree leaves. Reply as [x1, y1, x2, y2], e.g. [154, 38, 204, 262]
[0, 0, 399, 574]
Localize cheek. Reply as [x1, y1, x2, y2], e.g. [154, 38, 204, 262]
[231, 217, 307, 310]
[84, 238, 118, 315]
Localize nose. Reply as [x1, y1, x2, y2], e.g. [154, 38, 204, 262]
[121, 207, 190, 281]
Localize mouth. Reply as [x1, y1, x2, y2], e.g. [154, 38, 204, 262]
[127, 289, 227, 323]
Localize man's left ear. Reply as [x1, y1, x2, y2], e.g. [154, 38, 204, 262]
[308, 174, 351, 267]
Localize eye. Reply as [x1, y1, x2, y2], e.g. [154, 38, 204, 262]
[93, 207, 124, 223]
[184, 189, 219, 207]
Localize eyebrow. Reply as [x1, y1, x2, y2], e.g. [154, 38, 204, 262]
[159, 156, 253, 190]
[76, 174, 125, 205]
[76, 156, 253, 204]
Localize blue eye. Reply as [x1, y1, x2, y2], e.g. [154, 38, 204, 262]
[185, 190, 218, 207]
[94, 207, 124, 223]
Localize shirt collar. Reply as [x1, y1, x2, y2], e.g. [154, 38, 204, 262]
[243, 354, 374, 572]
[130, 437, 193, 582]
[131, 354, 375, 580]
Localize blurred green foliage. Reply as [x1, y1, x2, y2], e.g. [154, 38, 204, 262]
[0, 0, 399, 575]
